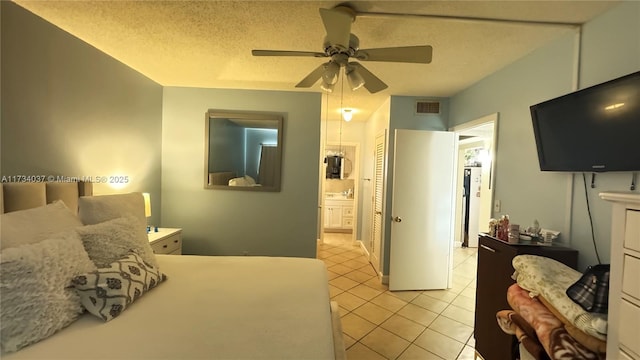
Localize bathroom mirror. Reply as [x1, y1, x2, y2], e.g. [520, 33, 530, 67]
[204, 110, 283, 192]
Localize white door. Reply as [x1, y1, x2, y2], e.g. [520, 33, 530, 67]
[370, 132, 386, 274]
[389, 129, 456, 291]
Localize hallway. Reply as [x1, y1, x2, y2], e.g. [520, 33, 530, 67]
[318, 233, 478, 360]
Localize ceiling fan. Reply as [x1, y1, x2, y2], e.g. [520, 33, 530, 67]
[251, 5, 433, 94]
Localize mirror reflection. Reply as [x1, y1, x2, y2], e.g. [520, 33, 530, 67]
[205, 111, 283, 191]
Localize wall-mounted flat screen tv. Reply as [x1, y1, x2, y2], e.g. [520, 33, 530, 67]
[530, 71, 640, 172]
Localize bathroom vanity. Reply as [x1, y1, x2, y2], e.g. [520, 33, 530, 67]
[324, 194, 353, 232]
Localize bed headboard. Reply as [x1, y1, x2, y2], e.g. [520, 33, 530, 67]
[0, 181, 93, 214]
[208, 172, 236, 186]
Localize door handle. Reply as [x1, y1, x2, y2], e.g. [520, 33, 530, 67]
[480, 244, 496, 253]
[392, 216, 402, 223]
[375, 211, 382, 215]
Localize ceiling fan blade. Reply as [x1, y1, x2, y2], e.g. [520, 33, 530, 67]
[319, 7, 353, 50]
[354, 45, 433, 64]
[295, 63, 328, 88]
[349, 62, 388, 94]
[252, 50, 326, 58]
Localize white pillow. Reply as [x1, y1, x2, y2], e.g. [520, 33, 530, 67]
[78, 193, 146, 227]
[0, 231, 96, 353]
[76, 216, 158, 269]
[0, 201, 83, 250]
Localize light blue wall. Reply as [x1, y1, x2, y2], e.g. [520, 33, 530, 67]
[208, 119, 244, 175]
[162, 87, 321, 258]
[1, 2, 163, 224]
[570, 1, 640, 269]
[450, 2, 640, 270]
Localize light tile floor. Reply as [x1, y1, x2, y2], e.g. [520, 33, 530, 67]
[318, 233, 478, 360]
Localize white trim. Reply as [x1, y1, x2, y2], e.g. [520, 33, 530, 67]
[449, 113, 498, 265]
[449, 113, 497, 132]
[450, 113, 498, 191]
[358, 240, 387, 283]
[381, 275, 389, 285]
[357, 240, 369, 257]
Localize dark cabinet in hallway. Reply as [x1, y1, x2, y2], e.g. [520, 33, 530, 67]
[473, 234, 578, 360]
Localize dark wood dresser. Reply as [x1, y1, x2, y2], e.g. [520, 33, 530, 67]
[474, 234, 579, 360]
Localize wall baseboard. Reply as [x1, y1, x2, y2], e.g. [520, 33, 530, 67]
[357, 240, 388, 284]
[356, 240, 369, 257]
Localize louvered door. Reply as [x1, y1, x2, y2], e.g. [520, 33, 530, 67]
[371, 132, 385, 274]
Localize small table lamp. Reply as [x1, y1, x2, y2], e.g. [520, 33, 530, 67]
[143, 192, 151, 233]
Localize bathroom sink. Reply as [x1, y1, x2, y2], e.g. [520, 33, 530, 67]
[325, 193, 345, 199]
[325, 193, 351, 200]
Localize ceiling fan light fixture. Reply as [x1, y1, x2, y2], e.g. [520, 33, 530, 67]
[346, 67, 365, 91]
[320, 79, 335, 93]
[322, 61, 340, 85]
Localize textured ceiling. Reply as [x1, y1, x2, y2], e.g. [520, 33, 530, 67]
[14, 1, 618, 121]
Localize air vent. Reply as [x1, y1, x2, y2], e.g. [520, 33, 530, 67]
[416, 100, 440, 114]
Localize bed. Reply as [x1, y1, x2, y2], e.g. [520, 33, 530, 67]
[0, 181, 345, 359]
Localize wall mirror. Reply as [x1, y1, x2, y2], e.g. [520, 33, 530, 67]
[204, 110, 283, 192]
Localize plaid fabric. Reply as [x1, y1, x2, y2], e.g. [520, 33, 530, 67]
[566, 264, 610, 314]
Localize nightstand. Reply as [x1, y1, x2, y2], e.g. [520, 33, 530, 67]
[148, 228, 182, 255]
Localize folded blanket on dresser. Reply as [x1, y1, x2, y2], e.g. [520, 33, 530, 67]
[497, 310, 550, 360]
[511, 255, 607, 340]
[506, 283, 602, 360]
[537, 295, 607, 355]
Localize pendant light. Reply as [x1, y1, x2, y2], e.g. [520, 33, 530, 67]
[342, 109, 353, 122]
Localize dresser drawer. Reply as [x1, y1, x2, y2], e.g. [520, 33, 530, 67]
[619, 299, 640, 357]
[151, 234, 182, 255]
[623, 254, 640, 301]
[625, 210, 640, 252]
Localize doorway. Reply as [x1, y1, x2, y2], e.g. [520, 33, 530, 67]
[321, 142, 359, 246]
[450, 113, 498, 248]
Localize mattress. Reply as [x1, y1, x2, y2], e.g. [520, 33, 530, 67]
[5, 255, 336, 359]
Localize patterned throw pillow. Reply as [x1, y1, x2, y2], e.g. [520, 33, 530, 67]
[72, 252, 167, 321]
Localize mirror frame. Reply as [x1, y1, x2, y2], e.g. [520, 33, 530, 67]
[204, 110, 283, 192]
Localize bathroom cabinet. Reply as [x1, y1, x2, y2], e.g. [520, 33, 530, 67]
[324, 199, 353, 231]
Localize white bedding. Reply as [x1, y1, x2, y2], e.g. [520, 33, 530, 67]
[5, 255, 336, 360]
